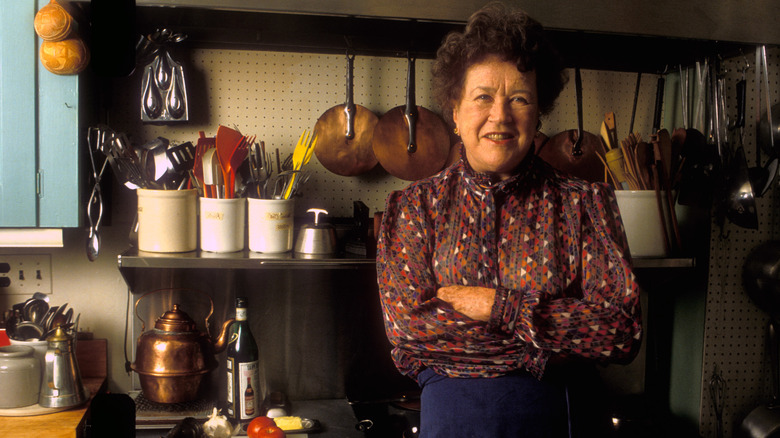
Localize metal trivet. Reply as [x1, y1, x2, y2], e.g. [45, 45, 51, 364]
[132, 392, 217, 427]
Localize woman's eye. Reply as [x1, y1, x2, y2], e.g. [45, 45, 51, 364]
[512, 96, 529, 104]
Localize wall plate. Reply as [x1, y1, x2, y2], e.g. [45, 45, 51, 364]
[0, 254, 52, 296]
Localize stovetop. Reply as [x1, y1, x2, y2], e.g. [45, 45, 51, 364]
[130, 391, 218, 429]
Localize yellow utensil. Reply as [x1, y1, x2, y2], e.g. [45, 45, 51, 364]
[283, 130, 317, 199]
[302, 134, 317, 166]
[600, 121, 613, 150]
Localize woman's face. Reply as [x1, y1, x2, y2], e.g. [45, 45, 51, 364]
[452, 54, 539, 180]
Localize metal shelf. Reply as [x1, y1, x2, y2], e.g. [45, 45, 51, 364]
[118, 248, 693, 270]
[118, 248, 375, 270]
[632, 257, 695, 269]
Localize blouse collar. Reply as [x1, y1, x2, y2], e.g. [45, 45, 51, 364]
[458, 143, 540, 194]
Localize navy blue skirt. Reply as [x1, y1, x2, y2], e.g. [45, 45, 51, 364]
[416, 366, 611, 438]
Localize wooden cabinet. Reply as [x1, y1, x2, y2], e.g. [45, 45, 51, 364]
[0, 0, 81, 228]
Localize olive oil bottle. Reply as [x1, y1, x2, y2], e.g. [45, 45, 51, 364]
[226, 297, 260, 428]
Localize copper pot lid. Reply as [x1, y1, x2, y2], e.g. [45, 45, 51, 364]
[155, 304, 196, 332]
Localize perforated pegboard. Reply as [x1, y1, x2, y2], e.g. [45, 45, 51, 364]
[108, 49, 660, 218]
[699, 46, 780, 438]
[104, 45, 780, 434]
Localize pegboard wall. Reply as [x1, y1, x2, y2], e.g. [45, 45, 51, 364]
[108, 49, 660, 217]
[700, 46, 780, 438]
[104, 46, 780, 436]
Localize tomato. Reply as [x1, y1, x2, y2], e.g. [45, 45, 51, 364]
[247, 417, 277, 438]
[257, 425, 285, 438]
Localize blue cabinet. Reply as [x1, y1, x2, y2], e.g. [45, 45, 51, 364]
[0, 0, 81, 227]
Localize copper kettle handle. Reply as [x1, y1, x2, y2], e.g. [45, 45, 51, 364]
[134, 288, 214, 332]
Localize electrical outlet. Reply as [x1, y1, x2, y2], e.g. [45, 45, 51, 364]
[0, 254, 52, 296]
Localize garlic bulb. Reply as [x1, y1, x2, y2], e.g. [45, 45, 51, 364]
[202, 408, 236, 438]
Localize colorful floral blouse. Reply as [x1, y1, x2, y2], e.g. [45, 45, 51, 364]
[376, 153, 642, 380]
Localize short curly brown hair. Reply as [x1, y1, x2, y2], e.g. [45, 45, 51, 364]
[432, 2, 567, 123]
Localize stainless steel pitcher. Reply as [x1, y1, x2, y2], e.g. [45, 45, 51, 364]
[38, 326, 89, 408]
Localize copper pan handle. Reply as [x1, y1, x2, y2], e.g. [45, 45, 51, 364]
[404, 55, 418, 154]
[344, 52, 357, 140]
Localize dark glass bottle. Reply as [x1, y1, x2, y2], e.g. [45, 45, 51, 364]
[226, 297, 260, 427]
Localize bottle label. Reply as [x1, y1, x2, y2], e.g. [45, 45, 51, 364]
[226, 358, 235, 416]
[236, 308, 247, 321]
[237, 360, 259, 420]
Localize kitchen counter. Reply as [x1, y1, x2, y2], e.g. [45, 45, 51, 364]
[136, 398, 373, 437]
[0, 339, 108, 438]
[0, 377, 107, 438]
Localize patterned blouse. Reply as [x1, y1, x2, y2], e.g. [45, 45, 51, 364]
[376, 152, 642, 380]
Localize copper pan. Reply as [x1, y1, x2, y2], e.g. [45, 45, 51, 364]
[372, 55, 450, 181]
[314, 53, 379, 176]
[537, 67, 606, 183]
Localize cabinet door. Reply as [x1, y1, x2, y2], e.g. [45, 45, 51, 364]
[0, 0, 80, 228]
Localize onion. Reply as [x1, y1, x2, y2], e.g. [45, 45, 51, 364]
[202, 408, 236, 438]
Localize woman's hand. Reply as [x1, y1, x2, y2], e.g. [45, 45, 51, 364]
[437, 285, 496, 322]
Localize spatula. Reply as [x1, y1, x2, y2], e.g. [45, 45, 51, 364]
[216, 125, 246, 198]
[202, 148, 218, 198]
[227, 135, 252, 199]
[194, 132, 215, 193]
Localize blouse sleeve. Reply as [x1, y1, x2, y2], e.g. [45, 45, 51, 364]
[488, 183, 642, 363]
[377, 189, 512, 374]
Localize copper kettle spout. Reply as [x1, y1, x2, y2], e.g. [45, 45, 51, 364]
[212, 318, 235, 353]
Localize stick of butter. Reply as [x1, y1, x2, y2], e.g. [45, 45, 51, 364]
[273, 416, 304, 431]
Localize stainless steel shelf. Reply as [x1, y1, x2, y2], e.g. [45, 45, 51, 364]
[117, 248, 375, 270]
[118, 248, 693, 270]
[632, 257, 696, 269]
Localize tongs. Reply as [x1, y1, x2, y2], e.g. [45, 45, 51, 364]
[86, 127, 108, 261]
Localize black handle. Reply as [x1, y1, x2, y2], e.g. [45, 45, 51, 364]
[736, 78, 746, 129]
[652, 76, 665, 134]
[404, 56, 419, 154]
[630, 72, 642, 134]
[573, 67, 583, 156]
[344, 53, 357, 140]
[770, 320, 780, 404]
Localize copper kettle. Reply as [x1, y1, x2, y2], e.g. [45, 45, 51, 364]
[131, 290, 234, 403]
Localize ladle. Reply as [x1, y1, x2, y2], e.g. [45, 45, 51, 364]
[753, 46, 778, 197]
[23, 298, 49, 326]
[724, 73, 757, 230]
[15, 321, 44, 340]
[5, 312, 19, 340]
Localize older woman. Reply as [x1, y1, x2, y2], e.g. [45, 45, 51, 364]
[376, 2, 642, 437]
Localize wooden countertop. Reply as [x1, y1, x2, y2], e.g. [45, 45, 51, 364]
[0, 339, 108, 438]
[0, 377, 107, 438]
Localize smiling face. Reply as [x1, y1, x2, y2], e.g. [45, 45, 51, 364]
[452, 54, 539, 180]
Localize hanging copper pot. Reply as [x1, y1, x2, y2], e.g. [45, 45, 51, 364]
[314, 52, 379, 176]
[372, 55, 450, 181]
[537, 67, 606, 183]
